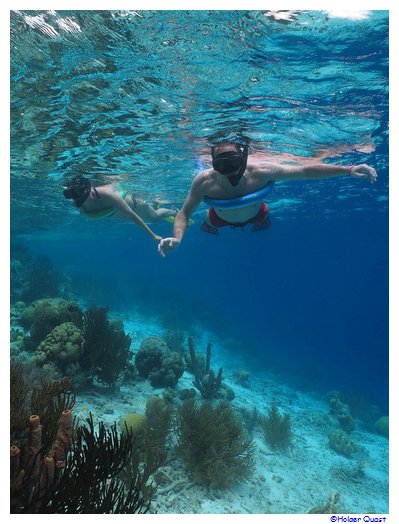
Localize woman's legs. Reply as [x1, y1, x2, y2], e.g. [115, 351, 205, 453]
[128, 196, 176, 223]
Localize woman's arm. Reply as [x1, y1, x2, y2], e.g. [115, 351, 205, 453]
[103, 193, 161, 241]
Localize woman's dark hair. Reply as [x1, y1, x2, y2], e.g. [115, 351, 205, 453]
[63, 175, 91, 207]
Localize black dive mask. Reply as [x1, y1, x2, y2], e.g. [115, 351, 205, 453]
[212, 152, 244, 174]
[212, 145, 248, 186]
[63, 176, 91, 207]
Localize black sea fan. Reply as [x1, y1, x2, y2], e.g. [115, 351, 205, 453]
[42, 414, 149, 514]
[81, 305, 132, 386]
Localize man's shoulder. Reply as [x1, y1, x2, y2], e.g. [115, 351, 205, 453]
[247, 161, 282, 180]
[247, 159, 274, 171]
[191, 169, 217, 196]
[196, 167, 214, 177]
[193, 169, 215, 185]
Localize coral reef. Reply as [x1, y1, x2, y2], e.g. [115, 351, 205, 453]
[10, 410, 73, 513]
[10, 362, 31, 440]
[80, 305, 132, 387]
[121, 398, 173, 481]
[162, 329, 186, 355]
[187, 336, 223, 399]
[119, 397, 173, 504]
[328, 429, 357, 456]
[40, 414, 149, 513]
[121, 413, 148, 436]
[10, 301, 27, 328]
[33, 322, 83, 373]
[11, 375, 149, 515]
[10, 361, 75, 451]
[327, 391, 355, 432]
[308, 492, 341, 514]
[144, 396, 173, 463]
[30, 377, 75, 454]
[20, 298, 83, 350]
[135, 336, 184, 388]
[176, 399, 255, 489]
[178, 388, 197, 401]
[261, 402, 293, 451]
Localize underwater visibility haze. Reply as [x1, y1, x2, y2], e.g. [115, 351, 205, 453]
[10, 10, 389, 515]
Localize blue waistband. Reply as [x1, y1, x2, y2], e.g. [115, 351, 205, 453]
[203, 181, 275, 209]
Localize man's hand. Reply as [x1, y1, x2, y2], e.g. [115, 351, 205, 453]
[349, 164, 378, 184]
[158, 237, 181, 257]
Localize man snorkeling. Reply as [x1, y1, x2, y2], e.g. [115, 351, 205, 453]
[158, 141, 377, 257]
[63, 175, 176, 243]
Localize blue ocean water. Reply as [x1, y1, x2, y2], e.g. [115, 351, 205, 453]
[10, 9, 388, 418]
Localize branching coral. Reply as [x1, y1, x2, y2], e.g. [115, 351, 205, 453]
[11, 411, 149, 514]
[188, 336, 223, 399]
[45, 414, 149, 514]
[176, 399, 255, 489]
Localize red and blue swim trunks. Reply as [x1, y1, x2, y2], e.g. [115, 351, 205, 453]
[203, 202, 271, 233]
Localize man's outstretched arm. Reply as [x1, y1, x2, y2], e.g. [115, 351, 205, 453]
[263, 162, 378, 183]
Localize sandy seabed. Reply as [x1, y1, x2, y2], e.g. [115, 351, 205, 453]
[72, 311, 389, 517]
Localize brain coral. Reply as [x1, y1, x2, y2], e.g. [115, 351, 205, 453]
[135, 336, 184, 388]
[34, 322, 83, 371]
[20, 298, 83, 349]
[121, 413, 148, 435]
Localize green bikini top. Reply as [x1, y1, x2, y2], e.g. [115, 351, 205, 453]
[83, 188, 128, 220]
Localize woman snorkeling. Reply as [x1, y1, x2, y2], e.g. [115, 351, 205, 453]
[63, 174, 176, 243]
